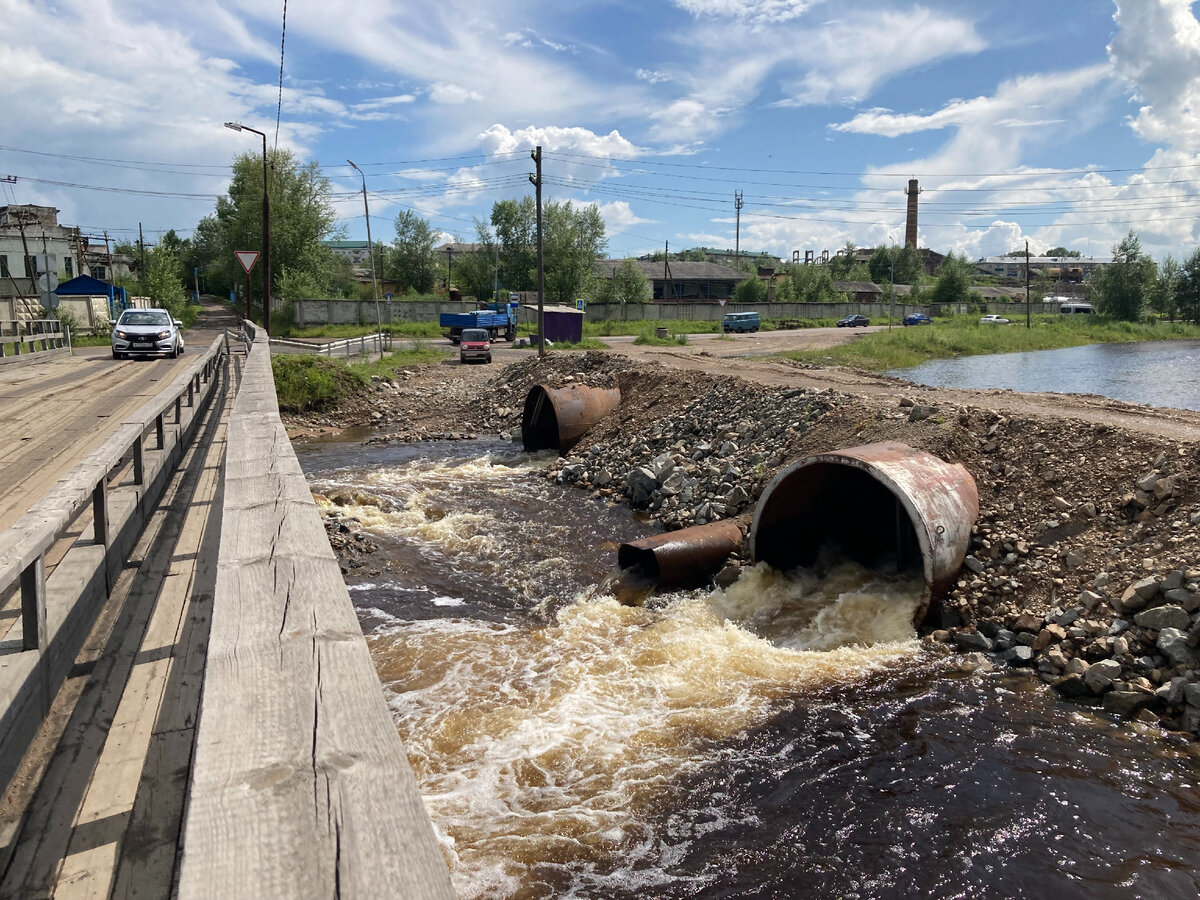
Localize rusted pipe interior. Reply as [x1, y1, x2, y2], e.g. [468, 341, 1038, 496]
[750, 443, 979, 625]
[522, 384, 621, 454]
[522, 385, 560, 452]
[753, 462, 922, 576]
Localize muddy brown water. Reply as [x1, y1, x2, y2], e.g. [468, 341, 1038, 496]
[297, 436, 1200, 900]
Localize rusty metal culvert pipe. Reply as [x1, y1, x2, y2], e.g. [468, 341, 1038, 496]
[617, 520, 743, 590]
[749, 442, 979, 624]
[522, 383, 621, 454]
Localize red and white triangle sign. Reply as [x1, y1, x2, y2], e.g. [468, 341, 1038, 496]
[235, 250, 260, 274]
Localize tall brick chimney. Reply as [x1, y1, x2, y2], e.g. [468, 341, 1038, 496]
[905, 179, 920, 248]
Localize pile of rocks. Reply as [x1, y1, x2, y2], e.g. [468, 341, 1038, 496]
[933, 445, 1200, 733]
[545, 381, 844, 529]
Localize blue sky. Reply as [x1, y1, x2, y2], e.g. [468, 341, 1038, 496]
[3, 0, 1200, 264]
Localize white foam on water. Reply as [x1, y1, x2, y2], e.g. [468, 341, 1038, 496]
[373, 561, 924, 898]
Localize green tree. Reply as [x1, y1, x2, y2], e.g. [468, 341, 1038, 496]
[1149, 254, 1181, 321]
[1092, 230, 1157, 321]
[930, 252, 973, 305]
[733, 276, 767, 304]
[491, 197, 538, 291]
[142, 246, 187, 317]
[387, 210, 438, 294]
[595, 259, 650, 304]
[1174, 248, 1200, 324]
[194, 149, 344, 301]
[542, 200, 606, 305]
[453, 248, 497, 301]
[1044, 246, 1082, 258]
[828, 242, 859, 280]
[787, 263, 837, 302]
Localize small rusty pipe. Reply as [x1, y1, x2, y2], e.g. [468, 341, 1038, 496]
[522, 383, 621, 454]
[617, 520, 743, 590]
[750, 442, 978, 624]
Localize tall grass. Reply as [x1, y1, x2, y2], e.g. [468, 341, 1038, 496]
[271, 346, 443, 413]
[780, 315, 1200, 372]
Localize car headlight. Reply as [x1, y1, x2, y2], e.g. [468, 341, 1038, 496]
[157, 329, 171, 339]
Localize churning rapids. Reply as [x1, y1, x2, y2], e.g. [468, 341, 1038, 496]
[297, 437, 1200, 900]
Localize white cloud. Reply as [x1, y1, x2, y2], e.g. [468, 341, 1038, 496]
[428, 82, 483, 104]
[1109, 0, 1200, 147]
[592, 200, 654, 229]
[673, 0, 824, 25]
[776, 8, 986, 106]
[636, 69, 672, 85]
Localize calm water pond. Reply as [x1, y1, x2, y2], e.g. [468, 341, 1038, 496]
[892, 340, 1200, 412]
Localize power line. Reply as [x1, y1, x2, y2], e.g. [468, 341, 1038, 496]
[275, 0, 288, 154]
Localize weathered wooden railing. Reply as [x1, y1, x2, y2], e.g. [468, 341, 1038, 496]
[0, 318, 70, 366]
[177, 323, 454, 899]
[0, 334, 227, 797]
[269, 330, 393, 358]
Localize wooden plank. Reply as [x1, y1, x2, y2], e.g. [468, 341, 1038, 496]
[178, 339, 455, 900]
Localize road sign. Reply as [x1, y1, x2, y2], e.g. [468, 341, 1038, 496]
[719, 298, 727, 307]
[575, 298, 585, 311]
[235, 250, 260, 274]
[385, 292, 393, 301]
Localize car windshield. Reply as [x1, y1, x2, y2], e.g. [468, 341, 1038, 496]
[462, 330, 488, 340]
[120, 311, 171, 326]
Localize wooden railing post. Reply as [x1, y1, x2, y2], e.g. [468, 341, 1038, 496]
[156, 413, 165, 450]
[20, 557, 47, 650]
[92, 481, 109, 546]
[133, 434, 144, 485]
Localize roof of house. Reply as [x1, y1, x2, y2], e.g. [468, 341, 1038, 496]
[326, 240, 370, 250]
[522, 304, 585, 316]
[596, 259, 746, 281]
[54, 274, 114, 295]
[833, 281, 883, 294]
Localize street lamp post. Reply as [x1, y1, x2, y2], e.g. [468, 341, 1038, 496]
[347, 160, 383, 348]
[224, 122, 271, 334]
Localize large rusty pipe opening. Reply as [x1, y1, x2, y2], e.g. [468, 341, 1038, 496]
[522, 384, 621, 454]
[750, 442, 978, 624]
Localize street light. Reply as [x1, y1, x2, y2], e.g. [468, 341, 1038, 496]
[347, 160, 383, 349]
[224, 121, 271, 334]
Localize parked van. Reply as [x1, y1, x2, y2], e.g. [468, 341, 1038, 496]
[722, 311, 761, 333]
[1059, 302, 1095, 315]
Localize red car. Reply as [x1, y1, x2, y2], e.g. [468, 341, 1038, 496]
[459, 328, 492, 364]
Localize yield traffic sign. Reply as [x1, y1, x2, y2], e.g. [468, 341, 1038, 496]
[235, 250, 260, 274]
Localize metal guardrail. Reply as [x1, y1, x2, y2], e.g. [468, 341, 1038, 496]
[0, 334, 227, 797]
[269, 330, 392, 358]
[0, 319, 71, 364]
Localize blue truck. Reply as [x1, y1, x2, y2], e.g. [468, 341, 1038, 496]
[440, 299, 518, 344]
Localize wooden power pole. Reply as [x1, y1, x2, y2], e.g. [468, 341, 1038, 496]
[530, 146, 544, 358]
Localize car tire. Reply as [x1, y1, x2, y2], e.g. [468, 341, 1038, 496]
[113, 350, 122, 359]
[486, 354, 492, 363]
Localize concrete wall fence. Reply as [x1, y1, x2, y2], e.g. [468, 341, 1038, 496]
[292, 297, 1076, 328]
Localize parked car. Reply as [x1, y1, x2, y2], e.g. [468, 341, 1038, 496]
[458, 328, 492, 364]
[903, 313, 933, 326]
[980, 315, 1010, 325]
[836, 314, 870, 327]
[111, 308, 184, 359]
[722, 311, 761, 333]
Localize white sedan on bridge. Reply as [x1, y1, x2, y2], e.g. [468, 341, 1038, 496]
[111, 308, 185, 359]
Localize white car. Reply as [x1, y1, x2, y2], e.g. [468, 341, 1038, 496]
[980, 314, 1010, 325]
[112, 308, 185, 359]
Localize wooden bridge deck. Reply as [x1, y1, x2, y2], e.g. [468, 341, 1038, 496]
[0, 343, 240, 899]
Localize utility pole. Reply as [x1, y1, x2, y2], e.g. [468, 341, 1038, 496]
[138, 223, 146, 284]
[103, 230, 113, 280]
[446, 244, 453, 291]
[734, 191, 744, 270]
[1025, 240, 1031, 329]
[530, 146, 544, 357]
[578, 219, 585, 302]
[15, 211, 33, 291]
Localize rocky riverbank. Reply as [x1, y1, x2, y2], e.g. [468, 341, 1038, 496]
[292, 351, 1200, 742]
